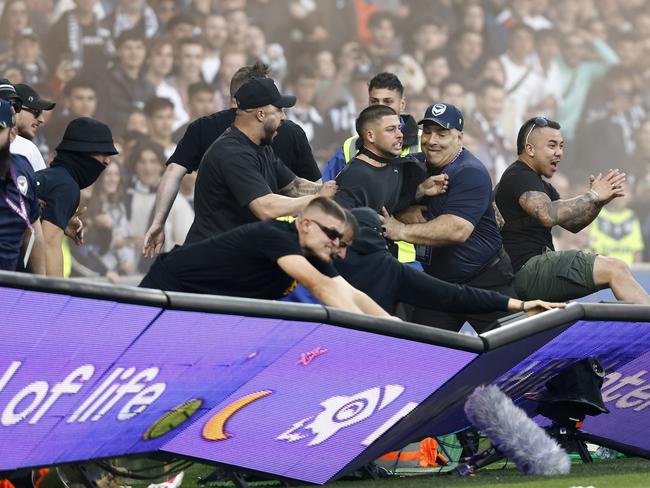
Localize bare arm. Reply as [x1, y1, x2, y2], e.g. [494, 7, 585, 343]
[22, 220, 46, 275]
[276, 255, 391, 317]
[143, 162, 187, 257]
[518, 170, 626, 233]
[382, 208, 474, 247]
[278, 177, 323, 197]
[41, 220, 65, 277]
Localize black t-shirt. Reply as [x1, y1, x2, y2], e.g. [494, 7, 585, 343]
[167, 108, 321, 181]
[185, 126, 296, 243]
[143, 220, 338, 298]
[334, 157, 424, 213]
[35, 166, 80, 230]
[495, 160, 561, 271]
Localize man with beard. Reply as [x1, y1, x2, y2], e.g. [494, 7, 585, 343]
[36, 117, 118, 276]
[184, 77, 336, 244]
[143, 62, 321, 257]
[11, 84, 56, 172]
[0, 99, 44, 273]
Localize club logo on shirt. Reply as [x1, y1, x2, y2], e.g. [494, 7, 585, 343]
[17, 175, 28, 196]
[432, 104, 447, 116]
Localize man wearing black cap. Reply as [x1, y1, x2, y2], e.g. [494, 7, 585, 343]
[36, 117, 119, 277]
[382, 102, 517, 333]
[184, 77, 337, 244]
[0, 99, 45, 274]
[11, 84, 56, 172]
[143, 62, 322, 257]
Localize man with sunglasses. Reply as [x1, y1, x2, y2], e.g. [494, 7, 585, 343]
[140, 197, 392, 318]
[11, 84, 56, 172]
[495, 116, 650, 304]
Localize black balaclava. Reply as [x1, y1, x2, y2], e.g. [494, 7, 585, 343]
[50, 150, 106, 189]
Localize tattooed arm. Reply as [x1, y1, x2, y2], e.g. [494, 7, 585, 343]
[518, 169, 626, 233]
[279, 177, 324, 197]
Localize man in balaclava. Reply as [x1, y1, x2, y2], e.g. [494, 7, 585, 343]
[36, 117, 118, 276]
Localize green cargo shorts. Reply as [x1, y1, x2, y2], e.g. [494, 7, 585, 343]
[514, 248, 600, 301]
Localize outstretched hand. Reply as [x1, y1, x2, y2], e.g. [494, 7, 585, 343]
[589, 169, 626, 204]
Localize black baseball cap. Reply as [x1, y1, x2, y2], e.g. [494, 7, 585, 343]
[15, 84, 56, 111]
[234, 77, 296, 110]
[418, 102, 464, 131]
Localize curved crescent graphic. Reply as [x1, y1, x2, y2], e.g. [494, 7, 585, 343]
[202, 389, 273, 441]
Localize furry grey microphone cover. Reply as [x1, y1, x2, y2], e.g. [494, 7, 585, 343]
[464, 385, 571, 475]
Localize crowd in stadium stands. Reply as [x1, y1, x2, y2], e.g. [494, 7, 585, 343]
[1, 0, 650, 284]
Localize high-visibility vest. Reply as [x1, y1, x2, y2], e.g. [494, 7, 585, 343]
[342, 134, 422, 263]
[590, 208, 644, 265]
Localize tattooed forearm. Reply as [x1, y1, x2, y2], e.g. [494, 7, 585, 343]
[279, 177, 321, 197]
[518, 190, 601, 232]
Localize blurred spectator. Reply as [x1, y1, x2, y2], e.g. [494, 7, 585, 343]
[213, 47, 248, 109]
[157, 36, 205, 129]
[98, 30, 155, 130]
[286, 65, 324, 151]
[12, 83, 56, 171]
[103, 0, 159, 39]
[45, 0, 114, 78]
[466, 80, 510, 182]
[410, 19, 448, 66]
[556, 29, 619, 143]
[421, 49, 450, 101]
[496, 0, 553, 31]
[365, 11, 401, 69]
[3, 29, 49, 86]
[446, 30, 487, 91]
[165, 14, 197, 46]
[439, 78, 467, 112]
[144, 96, 176, 157]
[532, 29, 562, 116]
[172, 81, 216, 142]
[82, 160, 136, 282]
[225, 8, 250, 51]
[145, 36, 175, 91]
[125, 139, 192, 271]
[151, 0, 179, 29]
[201, 14, 228, 84]
[125, 110, 149, 136]
[43, 76, 97, 152]
[0, 0, 34, 63]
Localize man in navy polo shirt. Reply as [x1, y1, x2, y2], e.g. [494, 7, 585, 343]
[0, 99, 44, 273]
[382, 103, 516, 333]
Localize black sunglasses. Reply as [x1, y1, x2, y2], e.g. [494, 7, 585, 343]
[310, 219, 344, 243]
[524, 117, 549, 146]
[22, 107, 42, 118]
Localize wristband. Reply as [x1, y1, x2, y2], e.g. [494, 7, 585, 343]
[520, 301, 526, 312]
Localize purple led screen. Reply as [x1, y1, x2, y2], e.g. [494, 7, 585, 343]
[162, 325, 476, 484]
[0, 286, 477, 483]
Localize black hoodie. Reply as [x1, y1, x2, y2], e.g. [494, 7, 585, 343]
[334, 208, 510, 315]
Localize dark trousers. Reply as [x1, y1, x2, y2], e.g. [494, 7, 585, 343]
[409, 248, 517, 334]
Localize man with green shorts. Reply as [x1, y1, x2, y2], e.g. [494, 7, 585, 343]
[495, 116, 650, 304]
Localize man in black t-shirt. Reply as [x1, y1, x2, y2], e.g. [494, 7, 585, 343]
[495, 116, 650, 304]
[183, 77, 336, 244]
[140, 197, 391, 317]
[143, 62, 321, 256]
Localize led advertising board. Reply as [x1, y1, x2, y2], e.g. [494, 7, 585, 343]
[0, 286, 477, 483]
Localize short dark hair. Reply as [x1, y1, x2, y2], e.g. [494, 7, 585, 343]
[127, 139, 166, 174]
[368, 11, 395, 30]
[516, 116, 561, 154]
[188, 81, 214, 99]
[115, 29, 146, 49]
[63, 77, 96, 97]
[229, 60, 269, 97]
[178, 36, 204, 52]
[368, 72, 404, 96]
[355, 104, 397, 138]
[166, 14, 196, 31]
[144, 96, 174, 116]
[303, 197, 347, 222]
[476, 79, 504, 95]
